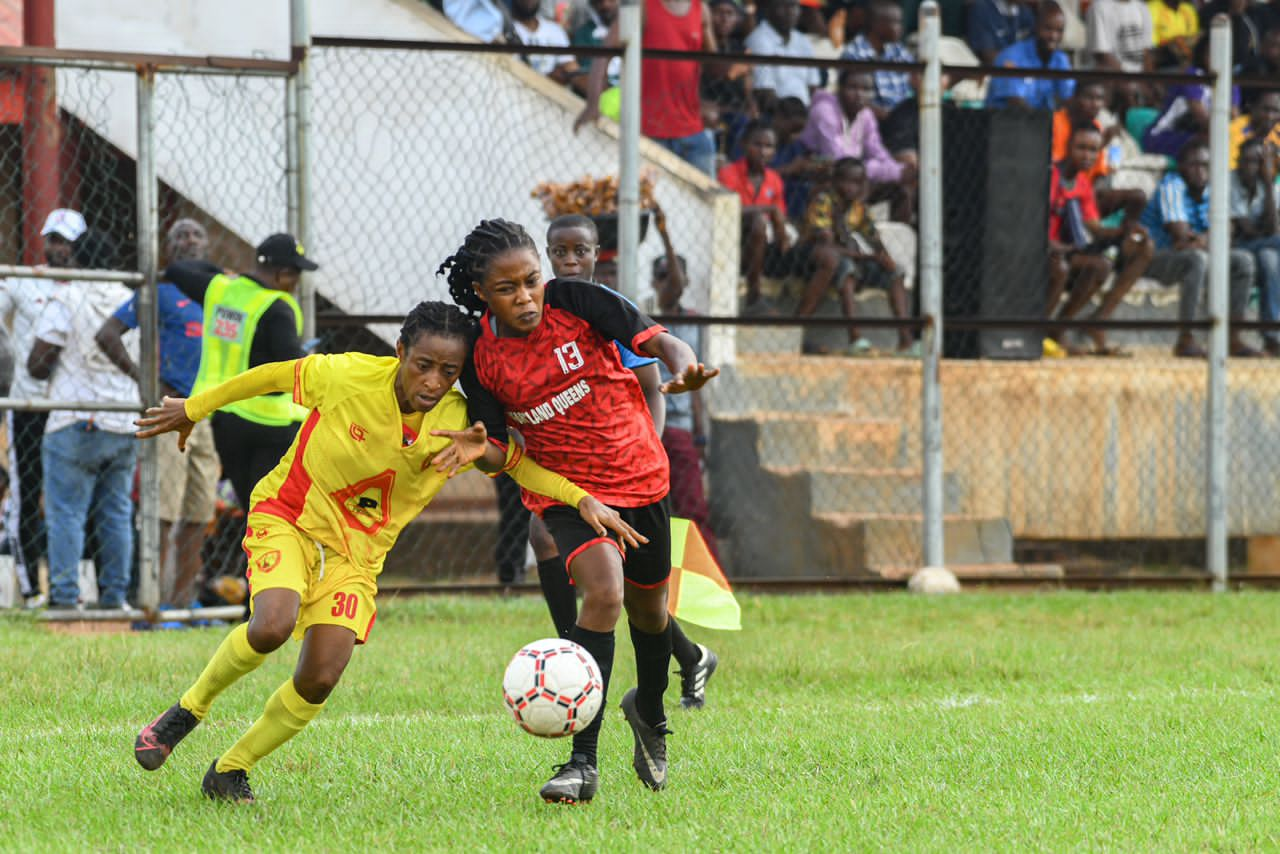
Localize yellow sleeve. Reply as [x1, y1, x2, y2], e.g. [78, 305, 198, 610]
[507, 454, 590, 509]
[184, 360, 299, 422]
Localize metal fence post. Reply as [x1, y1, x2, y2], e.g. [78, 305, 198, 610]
[918, 2, 944, 570]
[135, 67, 161, 610]
[289, 0, 315, 340]
[1206, 17, 1231, 592]
[616, 0, 641, 303]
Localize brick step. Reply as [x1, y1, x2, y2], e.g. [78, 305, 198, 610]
[713, 413, 903, 468]
[812, 512, 1013, 574]
[762, 465, 962, 516]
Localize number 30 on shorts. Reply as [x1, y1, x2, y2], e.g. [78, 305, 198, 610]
[331, 591, 360, 619]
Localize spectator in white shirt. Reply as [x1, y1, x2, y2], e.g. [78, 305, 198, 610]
[511, 0, 580, 84]
[0, 207, 85, 608]
[746, 0, 822, 112]
[27, 230, 140, 610]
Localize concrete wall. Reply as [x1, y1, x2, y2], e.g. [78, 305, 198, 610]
[56, 0, 737, 337]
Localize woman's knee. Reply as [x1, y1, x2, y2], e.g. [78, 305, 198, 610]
[294, 660, 347, 703]
[246, 596, 298, 653]
[624, 585, 670, 633]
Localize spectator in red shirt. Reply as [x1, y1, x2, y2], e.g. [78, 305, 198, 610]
[575, 0, 718, 175]
[1045, 124, 1154, 356]
[719, 121, 792, 308]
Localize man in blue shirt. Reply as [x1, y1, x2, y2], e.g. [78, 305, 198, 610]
[840, 0, 915, 119]
[968, 0, 1036, 65]
[1138, 142, 1260, 357]
[986, 3, 1075, 111]
[95, 218, 222, 606]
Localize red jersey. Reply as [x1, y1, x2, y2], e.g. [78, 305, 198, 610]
[718, 158, 788, 217]
[466, 279, 670, 514]
[1048, 163, 1099, 244]
[642, 0, 704, 139]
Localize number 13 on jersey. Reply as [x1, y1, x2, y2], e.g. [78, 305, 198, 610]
[554, 341, 583, 374]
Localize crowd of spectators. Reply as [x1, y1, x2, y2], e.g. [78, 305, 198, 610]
[438, 0, 1280, 356]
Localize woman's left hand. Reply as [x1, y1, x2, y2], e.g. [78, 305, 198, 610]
[429, 421, 489, 477]
[660, 363, 720, 394]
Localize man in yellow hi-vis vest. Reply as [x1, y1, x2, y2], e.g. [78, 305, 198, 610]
[166, 233, 319, 514]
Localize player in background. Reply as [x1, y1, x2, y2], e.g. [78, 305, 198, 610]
[440, 219, 718, 804]
[538, 211, 718, 710]
[132, 301, 645, 804]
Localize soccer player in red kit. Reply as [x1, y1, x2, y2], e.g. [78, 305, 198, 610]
[439, 219, 717, 804]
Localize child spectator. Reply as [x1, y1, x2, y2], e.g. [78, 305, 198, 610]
[1139, 140, 1260, 357]
[840, 0, 916, 119]
[770, 96, 827, 227]
[719, 121, 792, 310]
[1147, 0, 1199, 70]
[1229, 92, 1280, 169]
[968, 0, 1037, 65]
[650, 248, 719, 558]
[510, 0, 579, 85]
[1052, 83, 1148, 229]
[794, 157, 914, 356]
[1230, 137, 1280, 356]
[986, 2, 1076, 112]
[1045, 124, 1154, 357]
[745, 0, 821, 111]
[799, 70, 916, 223]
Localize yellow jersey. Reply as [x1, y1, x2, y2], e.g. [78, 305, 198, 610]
[246, 352, 469, 573]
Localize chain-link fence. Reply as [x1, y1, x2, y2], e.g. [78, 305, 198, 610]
[0, 50, 294, 613]
[304, 5, 1278, 591]
[6, 3, 1278, 611]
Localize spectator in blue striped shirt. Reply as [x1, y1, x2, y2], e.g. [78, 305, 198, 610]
[1139, 141, 1261, 357]
[985, 3, 1076, 111]
[840, 0, 915, 120]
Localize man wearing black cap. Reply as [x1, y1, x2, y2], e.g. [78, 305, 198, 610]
[166, 233, 318, 514]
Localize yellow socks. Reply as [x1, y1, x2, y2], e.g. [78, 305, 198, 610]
[216, 678, 325, 773]
[180, 622, 267, 720]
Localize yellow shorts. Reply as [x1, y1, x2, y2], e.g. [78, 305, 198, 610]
[243, 512, 378, 644]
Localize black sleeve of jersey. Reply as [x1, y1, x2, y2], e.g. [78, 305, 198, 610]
[163, 260, 221, 303]
[460, 360, 510, 447]
[544, 278, 662, 349]
[248, 301, 305, 368]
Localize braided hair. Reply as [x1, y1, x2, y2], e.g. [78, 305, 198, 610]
[399, 300, 478, 352]
[437, 219, 538, 318]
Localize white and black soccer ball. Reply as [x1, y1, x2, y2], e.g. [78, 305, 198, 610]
[502, 638, 603, 738]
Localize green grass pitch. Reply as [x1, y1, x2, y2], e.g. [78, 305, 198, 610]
[3, 591, 1280, 851]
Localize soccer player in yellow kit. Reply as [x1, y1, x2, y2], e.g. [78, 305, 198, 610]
[132, 301, 645, 803]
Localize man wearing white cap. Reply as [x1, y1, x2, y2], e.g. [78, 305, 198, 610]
[0, 208, 86, 608]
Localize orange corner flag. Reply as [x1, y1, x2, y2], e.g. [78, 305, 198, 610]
[668, 517, 741, 631]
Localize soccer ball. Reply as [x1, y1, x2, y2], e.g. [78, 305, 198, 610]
[502, 638, 603, 738]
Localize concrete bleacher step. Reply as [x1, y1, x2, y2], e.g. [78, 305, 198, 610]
[714, 413, 903, 468]
[812, 512, 1013, 575]
[764, 465, 963, 515]
[736, 324, 805, 355]
[715, 368, 860, 415]
[875, 563, 1066, 582]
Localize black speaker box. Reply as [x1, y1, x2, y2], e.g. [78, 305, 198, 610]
[941, 108, 1052, 359]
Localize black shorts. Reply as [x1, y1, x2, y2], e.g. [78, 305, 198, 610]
[542, 497, 672, 589]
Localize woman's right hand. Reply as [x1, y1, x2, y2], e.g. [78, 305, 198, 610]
[135, 396, 196, 451]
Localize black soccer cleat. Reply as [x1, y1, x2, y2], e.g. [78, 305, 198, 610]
[679, 644, 719, 711]
[619, 688, 671, 791]
[539, 753, 600, 804]
[134, 703, 200, 771]
[201, 759, 255, 804]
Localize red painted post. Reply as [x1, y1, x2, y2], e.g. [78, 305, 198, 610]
[21, 0, 59, 265]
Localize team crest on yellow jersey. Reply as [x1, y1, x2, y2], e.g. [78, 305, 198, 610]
[330, 469, 396, 536]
